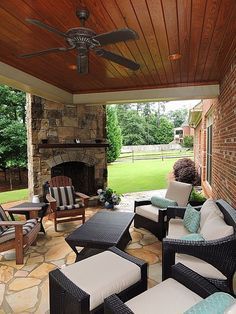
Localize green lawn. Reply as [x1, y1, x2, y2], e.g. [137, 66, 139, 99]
[0, 188, 28, 204]
[108, 158, 178, 194]
[0, 158, 180, 202]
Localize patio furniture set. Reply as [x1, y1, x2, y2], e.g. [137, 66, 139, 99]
[0, 178, 236, 313]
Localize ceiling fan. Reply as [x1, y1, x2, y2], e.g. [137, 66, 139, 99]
[19, 9, 140, 74]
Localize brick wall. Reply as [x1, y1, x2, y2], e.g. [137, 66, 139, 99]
[211, 58, 236, 207]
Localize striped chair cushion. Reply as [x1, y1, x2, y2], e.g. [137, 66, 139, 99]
[57, 203, 81, 211]
[0, 205, 9, 234]
[49, 186, 76, 206]
[0, 219, 38, 244]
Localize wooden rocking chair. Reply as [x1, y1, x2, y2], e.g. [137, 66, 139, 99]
[46, 176, 89, 231]
[0, 205, 40, 264]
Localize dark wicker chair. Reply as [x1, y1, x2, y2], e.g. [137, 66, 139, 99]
[104, 263, 220, 314]
[134, 181, 192, 240]
[49, 246, 147, 314]
[162, 199, 236, 294]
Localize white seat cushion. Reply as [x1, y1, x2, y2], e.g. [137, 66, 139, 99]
[125, 278, 202, 314]
[176, 254, 227, 280]
[200, 199, 223, 228]
[136, 204, 160, 222]
[200, 215, 234, 241]
[60, 251, 141, 310]
[167, 218, 190, 239]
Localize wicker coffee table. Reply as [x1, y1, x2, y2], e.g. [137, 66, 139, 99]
[65, 211, 135, 261]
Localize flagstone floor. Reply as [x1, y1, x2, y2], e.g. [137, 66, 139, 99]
[0, 190, 165, 313]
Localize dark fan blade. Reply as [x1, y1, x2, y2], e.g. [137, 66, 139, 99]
[26, 18, 68, 38]
[77, 53, 88, 74]
[18, 46, 75, 58]
[92, 28, 139, 46]
[95, 49, 140, 71]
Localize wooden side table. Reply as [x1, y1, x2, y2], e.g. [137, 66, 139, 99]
[6, 202, 48, 233]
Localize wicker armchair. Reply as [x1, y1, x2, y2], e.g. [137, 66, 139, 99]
[134, 181, 192, 240]
[104, 263, 221, 314]
[162, 199, 236, 294]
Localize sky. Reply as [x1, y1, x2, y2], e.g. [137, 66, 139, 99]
[160, 99, 201, 112]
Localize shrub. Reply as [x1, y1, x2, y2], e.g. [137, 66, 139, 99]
[190, 188, 206, 203]
[182, 135, 193, 148]
[173, 158, 200, 185]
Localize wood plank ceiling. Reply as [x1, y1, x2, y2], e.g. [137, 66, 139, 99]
[0, 0, 235, 94]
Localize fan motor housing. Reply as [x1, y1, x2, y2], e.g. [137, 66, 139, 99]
[66, 28, 98, 48]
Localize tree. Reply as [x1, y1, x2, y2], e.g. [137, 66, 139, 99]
[0, 85, 27, 188]
[155, 116, 174, 144]
[167, 108, 188, 127]
[0, 85, 26, 123]
[106, 106, 122, 163]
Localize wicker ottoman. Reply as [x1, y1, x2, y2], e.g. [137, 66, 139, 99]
[49, 247, 147, 314]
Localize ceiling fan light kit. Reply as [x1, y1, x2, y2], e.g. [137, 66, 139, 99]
[19, 9, 140, 74]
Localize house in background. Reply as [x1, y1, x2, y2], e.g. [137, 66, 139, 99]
[173, 122, 194, 144]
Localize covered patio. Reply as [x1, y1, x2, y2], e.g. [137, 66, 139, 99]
[0, 0, 236, 313]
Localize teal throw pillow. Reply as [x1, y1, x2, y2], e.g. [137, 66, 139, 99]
[184, 292, 235, 314]
[151, 196, 177, 208]
[180, 233, 205, 241]
[183, 204, 201, 233]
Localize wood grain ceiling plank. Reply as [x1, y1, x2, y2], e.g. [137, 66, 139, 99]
[207, 1, 236, 81]
[130, 0, 167, 85]
[23, 0, 113, 90]
[0, 8, 86, 91]
[177, 0, 191, 83]
[100, 0, 153, 86]
[188, 0, 207, 83]
[98, 0, 147, 86]
[0, 41, 73, 92]
[194, 0, 222, 82]
[0, 1, 105, 92]
[147, 0, 175, 84]
[79, 0, 139, 87]
[116, 0, 160, 85]
[4, 0, 129, 92]
[161, 0, 181, 83]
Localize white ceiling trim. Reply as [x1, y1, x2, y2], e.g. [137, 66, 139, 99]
[73, 85, 219, 104]
[0, 61, 219, 105]
[0, 61, 72, 103]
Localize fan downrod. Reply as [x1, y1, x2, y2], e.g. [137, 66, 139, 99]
[76, 9, 90, 26]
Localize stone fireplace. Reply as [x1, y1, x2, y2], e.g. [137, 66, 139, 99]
[26, 95, 107, 198]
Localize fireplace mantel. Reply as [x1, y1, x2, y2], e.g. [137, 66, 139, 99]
[38, 143, 109, 148]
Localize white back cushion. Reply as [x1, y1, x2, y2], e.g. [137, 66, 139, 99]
[224, 302, 236, 314]
[200, 199, 223, 228]
[201, 215, 234, 241]
[165, 181, 192, 207]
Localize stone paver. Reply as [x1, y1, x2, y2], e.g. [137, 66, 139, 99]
[30, 263, 56, 280]
[9, 278, 41, 291]
[6, 286, 38, 313]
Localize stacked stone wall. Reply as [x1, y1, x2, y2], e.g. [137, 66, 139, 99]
[26, 96, 107, 198]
